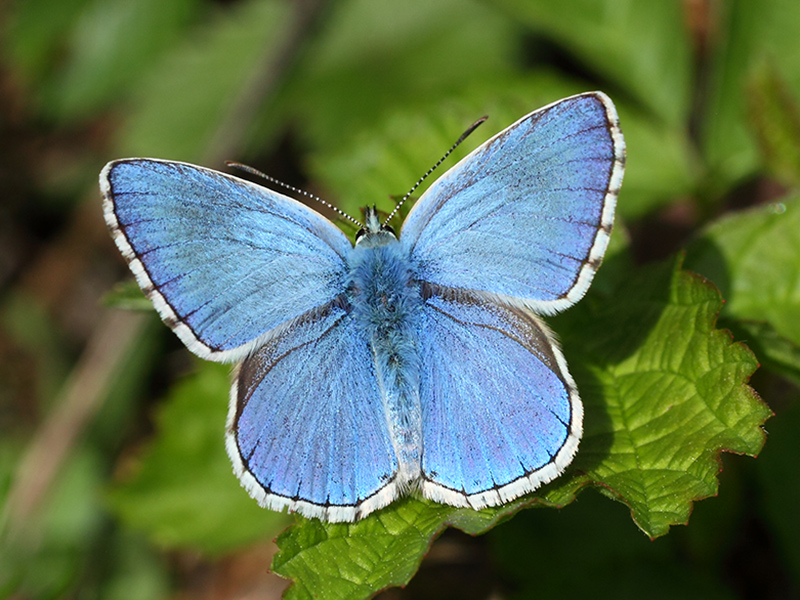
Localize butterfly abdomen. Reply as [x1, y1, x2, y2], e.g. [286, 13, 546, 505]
[348, 237, 423, 486]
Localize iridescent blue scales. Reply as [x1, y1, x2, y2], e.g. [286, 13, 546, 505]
[100, 92, 625, 521]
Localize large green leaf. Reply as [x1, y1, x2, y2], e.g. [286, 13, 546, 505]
[107, 362, 287, 555]
[273, 500, 517, 600]
[272, 258, 768, 599]
[550, 258, 768, 535]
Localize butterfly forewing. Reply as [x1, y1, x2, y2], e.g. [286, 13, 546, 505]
[401, 92, 624, 316]
[101, 159, 353, 363]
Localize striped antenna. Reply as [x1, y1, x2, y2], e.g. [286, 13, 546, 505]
[225, 161, 363, 228]
[383, 116, 488, 226]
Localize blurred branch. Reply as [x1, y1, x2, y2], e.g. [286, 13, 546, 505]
[205, 0, 334, 164]
[2, 309, 147, 543]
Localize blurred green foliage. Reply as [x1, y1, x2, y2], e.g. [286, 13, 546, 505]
[1, 0, 799, 598]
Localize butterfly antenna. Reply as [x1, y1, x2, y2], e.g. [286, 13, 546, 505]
[383, 116, 488, 226]
[225, 161, 363, 228]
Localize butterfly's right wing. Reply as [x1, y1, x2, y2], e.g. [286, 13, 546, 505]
[101, 159, 353, 362]
[226, 301, 400, 522]
[400, 92, 624, 316]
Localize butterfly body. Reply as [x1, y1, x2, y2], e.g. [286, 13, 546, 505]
[348, 220, 423, 485]
[101, 92, 625, 522]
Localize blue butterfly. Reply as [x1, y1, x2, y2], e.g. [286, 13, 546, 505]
[101, 92, 625, 522]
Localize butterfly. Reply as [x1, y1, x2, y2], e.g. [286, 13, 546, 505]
[101, 92, 625, 522]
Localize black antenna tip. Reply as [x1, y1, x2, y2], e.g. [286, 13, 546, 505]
[473, 115, 489, 128]
[457, 116, 488, 143]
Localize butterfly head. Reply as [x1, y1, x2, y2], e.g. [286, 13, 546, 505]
[355, 206, 396, 247]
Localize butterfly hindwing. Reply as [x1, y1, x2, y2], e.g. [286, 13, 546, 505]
[101, 159, 352, 362]
[401, 92, 624, 316]
[417, 285, 581, 509]
[227, 300, 400, 522]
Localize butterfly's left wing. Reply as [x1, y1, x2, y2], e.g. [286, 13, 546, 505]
[101, 159, 352, 362]
[227, 301, 400, 522]
[401, 92, 624, 316]
[417, 286, 581, 508]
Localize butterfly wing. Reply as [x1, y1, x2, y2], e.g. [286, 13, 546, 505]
[417, 286, 580, 508]
[101, 159, 352, 362]
[401, 92, 624, 315]
[227, 301, 399, 522]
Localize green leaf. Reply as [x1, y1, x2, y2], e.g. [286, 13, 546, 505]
[101, 280, 152, 311]
[686, 195, 800, 347]
[282, 0, 522, 154]
[273, 498, 527, 600]
[549, 257, 769, 537]
[488, 0, 693, 126]
[43, 0, 201, 121]
[746, 63, 800, 187]
[272, 258, 768, 598]
[117, 0, 292, 162]
[702, 0, 800, 191]
[107, 362, 287, 555]
[273, 501, 445, 600]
